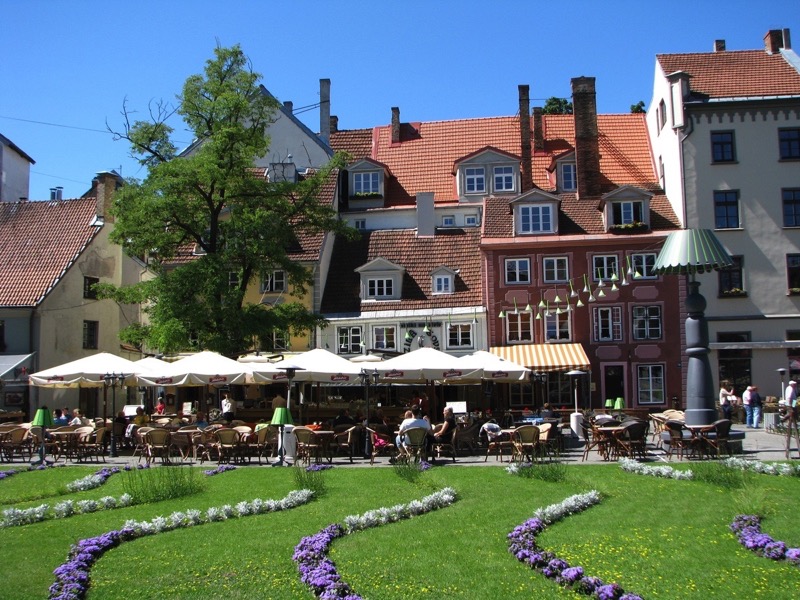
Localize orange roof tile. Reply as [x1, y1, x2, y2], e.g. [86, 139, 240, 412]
[321, 228, 482, 314]
[0, 198, 101, 307]
[657, 49, 800, 99]
[330, 128, 373, 159]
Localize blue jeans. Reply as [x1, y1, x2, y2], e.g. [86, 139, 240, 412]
[744, 404, 753, 427]
[752, 405, 762, 428]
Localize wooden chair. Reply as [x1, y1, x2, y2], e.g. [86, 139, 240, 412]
[79, 427, 107, 462]
[535, 422, 554, 460]
[700, 419, 733, 458]
[213, 428, 244, 464]
[616, 419, 648, 460]
[144, 428, 172, 465]
[169, 429, 196, 462]
[0, 427, 33, 462]
[484, 428, 512, 462]
[366, 427, 396, 465]
[664, 420, 696, 461]
[397, 427, 428, 463]
[454, 422, 480, 455]
[131, 427, 153, 462]
[511, 425, 540, 463]
[332, 425, 361, 463]
[292, 426, 329, 465]
[581, 420, 609, 462]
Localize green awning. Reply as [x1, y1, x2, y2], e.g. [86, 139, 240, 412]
[654, 229, 733, 276]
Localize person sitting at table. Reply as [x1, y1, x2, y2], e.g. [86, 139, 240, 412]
[539, 403, 556, 418]
[431, 406, 457, 447]
[333, 409, 356, 428]
[194, 411, 209, 430]
[69, 409, 91, 427]
[396, 406, 430, 449]
[133, 406, 150, 426]
[155, 396, 167, 415]
[53, 408, 69, 426]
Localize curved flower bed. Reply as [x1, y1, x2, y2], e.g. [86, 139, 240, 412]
[618, 458, 693, 480]
[66, 467, 120, 493]
[721, 458, 800, 477]
[0, 463, 65, 481]
[49, 489, 314, 600]
[508, 491, 643, 599]
[203, 464, 237, 476]
[730, 515, 800, 566]
[293, 487, 457, 599]
[306, 463, 334, 472]
[2, 494, 134, 528]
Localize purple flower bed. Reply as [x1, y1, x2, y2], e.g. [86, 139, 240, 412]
[293, 524, 361, 599]
[1, 463, 65, 481]
[203, 464, 237, 476]
[306, 463, 334, 472]
[730, 514, 800, 566]
[508, 518, 642, 599]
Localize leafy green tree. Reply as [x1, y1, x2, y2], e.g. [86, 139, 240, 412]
[102, 45, 354, 356]
[542, 97, 573, 115]
[630, 100, 646, 113]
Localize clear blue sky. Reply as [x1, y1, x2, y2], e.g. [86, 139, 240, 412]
[2, 0, 797, 200]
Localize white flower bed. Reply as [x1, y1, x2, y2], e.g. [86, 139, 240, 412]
[531, 490, 601, 526]
[619, 458, 694, 480]
[1, 494, 134, 528]
[342, 487, 457, 533]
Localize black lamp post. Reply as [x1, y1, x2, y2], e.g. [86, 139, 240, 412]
[532, 372, 547, 410]
[103, 372, 126, 457]
[360, 368, 380, 458]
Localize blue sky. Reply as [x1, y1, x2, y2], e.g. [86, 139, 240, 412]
[2, 0, 798, 200]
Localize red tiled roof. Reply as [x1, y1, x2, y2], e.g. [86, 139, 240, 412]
[321, 228, 482, 314]
[330, 128, 373, 159]
[657, 49, 800, 99]
[0, 198, 101, 307]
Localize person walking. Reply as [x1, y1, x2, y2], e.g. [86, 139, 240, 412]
[750, 385, 763, 428]
[785, 380, 798, 409]
[742, 385, 755, 427]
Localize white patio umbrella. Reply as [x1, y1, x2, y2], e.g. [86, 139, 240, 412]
[373, 347, 481, 383]
[135, 351, 249, 386]
[264, 348, 363, 383]
[28, 352, 141, 388]
[456, 350, 530, 382]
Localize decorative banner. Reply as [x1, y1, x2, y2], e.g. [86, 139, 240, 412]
[330, 374, 351, 382]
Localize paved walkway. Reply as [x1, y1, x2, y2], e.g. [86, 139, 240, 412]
[44, 423, 799, 469]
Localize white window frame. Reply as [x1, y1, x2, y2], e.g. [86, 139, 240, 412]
[631, 252, 657, 279]
[270, 330, 289, 351]
[464, 167, 486, 194]
[505, 258, 531, 285]
[373, 326, 396, 350]
[442, 215, 455, 227]
[433, 274, 453, 294]
[560, 163, 577, 191]
[465, 214, 478, 226]
[638, 364, 665, 404]
[594, 306, 623, 342]
[354, 219, 366, 231]
[367, 278, 394, 298]
[612, 200, 644, 225]
[633, 305, 662, 340]
[338, 326, 362, 354]
[447, 324, 473, 349]
[260, 270, 286, 293]
[593, 255, 619, 282]
[507, 312, 533, 343]
[518, 204, 554, 234]
[353, 171, 380, 195]
[544, 312, 571, 341]
[543, 256, 568, 283]
[493, 165, 515, 192]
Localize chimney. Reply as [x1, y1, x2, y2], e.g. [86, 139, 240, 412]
[532, 106, 544, 151]
[714, 39, 726, 52]
[764, 29, 785, 54]
[319, 78, 331, 144]
[283, 100, 293, 112]
[783, 28, 792, 49]
[391, 107, 400, 143]
[94, 171, 123, 222]
[329, 115, 338, 134]
[49, 187, 63, 201]
[571, 76, 601, 199]
[416, 192, 435, 237]
[518, 85, 533, 192]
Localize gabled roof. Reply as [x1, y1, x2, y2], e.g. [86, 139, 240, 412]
[0, 198, 101, 307]
[320, 228, 482, 315]
[657, 49, 800, 100]
[0, 133, 35, 164]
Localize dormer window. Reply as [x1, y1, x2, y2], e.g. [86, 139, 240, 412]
[442, 215, 455, 227]
[511, 189, 560, 236]
[613, 200, 644, 225]
[347, 159, 388, 199]
[493, 166, 515, 192]
[560, 163, 577, 191]
[465, 167, 485, 194]
[601, 186, 652, 232]
[432, 267, 456, 295]
[354, 172, 380, 195]
[356, 257, 404, 301]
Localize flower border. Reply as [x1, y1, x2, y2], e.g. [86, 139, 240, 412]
[730, 514, 800, 566]
[508, 491, 643, 599]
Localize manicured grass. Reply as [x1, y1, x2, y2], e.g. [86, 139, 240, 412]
[1, 463, 799, 599]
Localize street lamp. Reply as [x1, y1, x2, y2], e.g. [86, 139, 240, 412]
[532, 372, 547, 410]
[103, 372, 126, 457]
[360, 368, 380, 458]
[777, 368, 787, 403]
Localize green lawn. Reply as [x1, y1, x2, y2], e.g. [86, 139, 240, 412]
[1, 463, 799, 599]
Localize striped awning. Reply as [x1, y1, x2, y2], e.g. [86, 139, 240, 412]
[654, 228, 733, 275]
[489, 343, 590, 372]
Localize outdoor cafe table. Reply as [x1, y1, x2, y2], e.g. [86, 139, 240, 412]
[596, 426, 625, 461]
[49, 430, 82, 462]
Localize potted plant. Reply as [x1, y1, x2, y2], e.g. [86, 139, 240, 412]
[609, 221, 648, 234]
[721, 287, 746, 297]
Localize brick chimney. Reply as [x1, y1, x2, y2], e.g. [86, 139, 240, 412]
[283, 100, 293, 112]
[714, 39, 726, 52]
[572, 76, 601, 199]
[93, 171, 123, 222]
[532, 106, 544, 151]
[391, 107, 400, 144]
[518, 85, 533, 192]
[764, 29, 787, 54]
[319, 78, 331, 144]
[329, 115, 338, 134]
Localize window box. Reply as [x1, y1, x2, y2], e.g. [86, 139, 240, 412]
[721, 288, 747, 298]
[609, 221, 649, 234]
[351, 192, 383, 199]
[788, 288, 800, 296]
